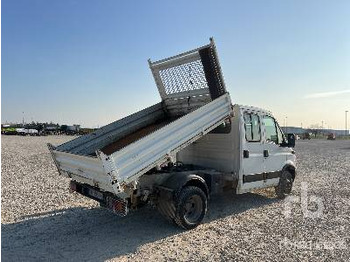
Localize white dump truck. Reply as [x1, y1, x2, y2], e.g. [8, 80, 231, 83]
[48, 39, 296, 229]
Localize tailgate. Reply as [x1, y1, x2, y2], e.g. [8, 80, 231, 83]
[48, 144, 115, 193]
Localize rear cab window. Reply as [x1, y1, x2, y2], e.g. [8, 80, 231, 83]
[243, 112, 261, 142]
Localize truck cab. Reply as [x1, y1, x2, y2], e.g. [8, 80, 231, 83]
[177, 104, 296, 196]
[237, 105, 296, 194]
[153, 104, 296, 229]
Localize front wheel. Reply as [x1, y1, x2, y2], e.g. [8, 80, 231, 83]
[275, 170, 294, 199]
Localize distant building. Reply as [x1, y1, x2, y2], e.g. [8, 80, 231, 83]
[281, 126, 304, 135]
[282, 126, 349, 136]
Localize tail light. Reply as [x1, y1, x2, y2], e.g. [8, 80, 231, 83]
[106, 196, 128, 216]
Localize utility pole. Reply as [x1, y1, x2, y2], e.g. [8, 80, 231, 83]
[284, 116, 288, 133]
[346, 110, 349, 136]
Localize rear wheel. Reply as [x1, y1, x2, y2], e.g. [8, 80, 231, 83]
[174, 186, 207, 229]
[275, 170, 294, 199]
[158, 186, 207, 230]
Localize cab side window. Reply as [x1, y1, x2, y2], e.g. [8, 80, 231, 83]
[244, 113, 261, 142]
[262, 116, 279, 144]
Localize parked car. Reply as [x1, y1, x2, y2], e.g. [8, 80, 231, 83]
[302, 132, 311, 140]
[327, 133, 336, 140]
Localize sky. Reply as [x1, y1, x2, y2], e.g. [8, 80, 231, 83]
[2, 0, 350, 129]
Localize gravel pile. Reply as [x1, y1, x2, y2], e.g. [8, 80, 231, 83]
[1, 136, 350, 261]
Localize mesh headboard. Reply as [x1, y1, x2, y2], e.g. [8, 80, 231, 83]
[149, 38, 227, 116]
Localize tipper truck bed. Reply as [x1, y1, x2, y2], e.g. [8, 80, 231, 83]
[49, 38, 297, 229]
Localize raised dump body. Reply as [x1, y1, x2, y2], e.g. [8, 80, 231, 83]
[49, 39, 233, 196]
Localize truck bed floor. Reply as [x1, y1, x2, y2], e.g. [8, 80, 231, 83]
[101, 119, 173, 155]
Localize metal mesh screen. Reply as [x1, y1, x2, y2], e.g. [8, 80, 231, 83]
[158, 59, 209, 95]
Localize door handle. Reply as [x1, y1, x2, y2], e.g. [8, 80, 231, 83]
[243, 150, 249, 158]
[263, 150, 269, 157]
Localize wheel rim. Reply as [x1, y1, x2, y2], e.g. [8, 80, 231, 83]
[183, 195, 203, 224]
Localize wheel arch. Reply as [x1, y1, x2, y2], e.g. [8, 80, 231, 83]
[282, 164, 296, 181]
[184, 178, 209, 197]
[159, 173, 209, 197]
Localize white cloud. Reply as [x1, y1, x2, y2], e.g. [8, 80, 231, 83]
[304, 89, 350, 99]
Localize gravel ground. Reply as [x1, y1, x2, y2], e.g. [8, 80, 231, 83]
[1, 136, 350, 261]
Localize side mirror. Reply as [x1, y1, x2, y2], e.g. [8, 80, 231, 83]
[287, 133, 296, 148]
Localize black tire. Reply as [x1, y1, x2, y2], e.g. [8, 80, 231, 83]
[174, 186, 207, 229]
[275, 170, 294, 199]
[157, 186, 207, 230]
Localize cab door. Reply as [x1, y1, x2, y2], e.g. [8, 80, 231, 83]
[261, 115, 288, 176]
[240, 111, 265, 190]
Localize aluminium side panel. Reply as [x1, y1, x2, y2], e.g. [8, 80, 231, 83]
[101, 94, 233, 186]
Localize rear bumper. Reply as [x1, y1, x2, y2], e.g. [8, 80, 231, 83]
[70, 180, 128, 216]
